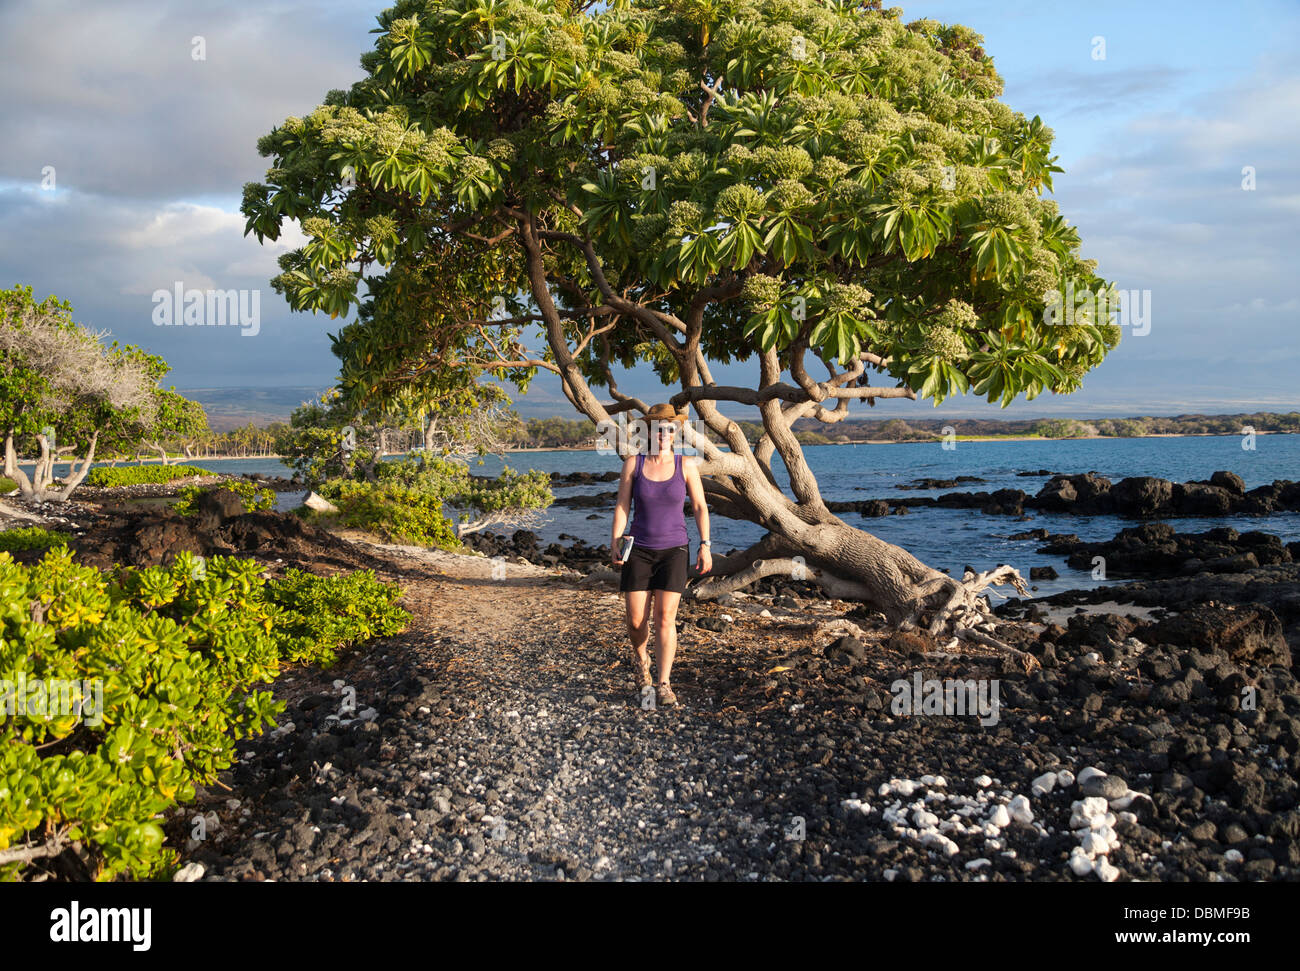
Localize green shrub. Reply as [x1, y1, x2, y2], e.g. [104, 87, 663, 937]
[316, 478, 459, 548]
[84, 465, 213, 488]
[173, 480, 274, 516]
[0, 548, 410, 882]
[313, 458, 551, 548]
[267, 568, 409, 666]
[0, 528, 69, 555]
[0, 478, 16, 495]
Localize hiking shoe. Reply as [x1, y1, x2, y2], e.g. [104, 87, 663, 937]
[633, 652, 652, 689]
[656, 682, 678, 707]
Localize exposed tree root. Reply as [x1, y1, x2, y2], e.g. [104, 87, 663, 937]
[917, 564, 1029, 633]
[0, 834, 66, 866]
[693, 542, 1036, 670]
[0, 499, 46, 524]
[956, 625, 1040, 674]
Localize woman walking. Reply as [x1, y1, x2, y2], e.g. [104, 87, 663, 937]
[611, 403, 712, 706]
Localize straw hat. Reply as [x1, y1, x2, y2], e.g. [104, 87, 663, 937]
[643, 402, 688, 426]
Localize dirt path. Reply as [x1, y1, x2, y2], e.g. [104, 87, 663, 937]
[192, 542, 883, 882]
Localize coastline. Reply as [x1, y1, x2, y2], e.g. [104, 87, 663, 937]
[173, 533, 1300, 884]
[505, 430, 1292, 452]
[20, 429, 1288, 466]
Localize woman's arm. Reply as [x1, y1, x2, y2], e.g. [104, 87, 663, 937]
[683, 457, 712, 574]
[611, 454, 637, 562]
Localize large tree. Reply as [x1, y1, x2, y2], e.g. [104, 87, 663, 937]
[241, 0, 1119, 656]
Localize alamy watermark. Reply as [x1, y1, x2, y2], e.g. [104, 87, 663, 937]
[1, 674, 104, 727]
[1043, 282, 1150, 337]
[594, 413, 705, 458]
[151, 283, 261, 336]
[50, 902, 150, 951]
[890, 672, 1000, 726]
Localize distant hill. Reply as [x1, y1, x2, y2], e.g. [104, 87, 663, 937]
[784, 412, 1300, 442]
[178, 386, 1300, 444]
[181, 383, 576, 429]
[180, 387, 328, 432]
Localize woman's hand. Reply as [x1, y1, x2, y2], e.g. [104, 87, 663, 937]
[611, 538, 624, 566]
[696, 546, 712, 575]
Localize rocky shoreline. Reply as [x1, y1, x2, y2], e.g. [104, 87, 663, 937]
[543, 468, 1300, 521]
[1014, 524, 1298, 579]
[832, 470, 1300, 519]
[4, 470, 1299, 882]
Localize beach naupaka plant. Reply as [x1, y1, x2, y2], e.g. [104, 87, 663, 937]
[241, 0, 1118, 661]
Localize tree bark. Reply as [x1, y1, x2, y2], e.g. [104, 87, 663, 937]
[52, 431, 98, 502]
[3, 428, 39, 499]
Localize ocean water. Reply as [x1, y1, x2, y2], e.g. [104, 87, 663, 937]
[28, 434, 1300, 597]
[460, 434, 1300, 597]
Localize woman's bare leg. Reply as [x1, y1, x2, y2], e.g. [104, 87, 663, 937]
[652, 589, 681, 684]
[624, 590, 651, 671]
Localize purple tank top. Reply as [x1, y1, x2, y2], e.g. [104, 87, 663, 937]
[629, 451, 688, 549]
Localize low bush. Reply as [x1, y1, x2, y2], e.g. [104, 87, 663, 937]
[315, 477, 459, 548]
[0, 478, 16, 495]
[312, 458, 551, 548]
[266, 568, 411, 666]
[0, 527, 69, 555]
[0, 548, 409, 881]
[84, 465, 212, 488]
[173, 480, 274, 516]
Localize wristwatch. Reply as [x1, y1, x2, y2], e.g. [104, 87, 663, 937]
[700, 539, 711, 547]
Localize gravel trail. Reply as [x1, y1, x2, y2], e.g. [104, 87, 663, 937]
[182, 544, 1299, 883]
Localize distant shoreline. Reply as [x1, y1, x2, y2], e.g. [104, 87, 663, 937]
[504, 429, 1291, 452]
[15, 429, 1288, 469]
[834, 430, 1289, 445]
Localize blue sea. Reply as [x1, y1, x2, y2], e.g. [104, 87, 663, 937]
[30, 434, 1300, 597]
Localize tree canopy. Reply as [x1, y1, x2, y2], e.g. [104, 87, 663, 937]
[242, 0, 1118, 417]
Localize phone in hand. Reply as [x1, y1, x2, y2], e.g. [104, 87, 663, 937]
[617, 535, 635, 563]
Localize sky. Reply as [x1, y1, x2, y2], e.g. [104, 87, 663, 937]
[1, 0, 1297, 421]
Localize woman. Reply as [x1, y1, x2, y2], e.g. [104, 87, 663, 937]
[611, 403, 712, 707]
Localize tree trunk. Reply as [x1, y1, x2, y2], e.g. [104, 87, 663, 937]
[3, 428, 39, 500]
[51, 431, 98, 502]
[689, 452, 1028, 653]
[359, 428, 387, 482]
[4, 430, 64, 502]
[512, 214, 1031, 662]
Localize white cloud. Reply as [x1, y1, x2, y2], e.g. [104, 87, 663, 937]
[1215, 296, 1300, 315]
[0, 183, 338, 384]
[118, 269, 220, 298]
[119, 203, 246, 249]
[223, 220, 308, 276]
[1126, 77, 1300, 165]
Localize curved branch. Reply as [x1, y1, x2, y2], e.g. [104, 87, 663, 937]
[691, 556, 873, 601]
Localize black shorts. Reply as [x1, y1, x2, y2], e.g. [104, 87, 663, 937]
[619, 543, 689, 593]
